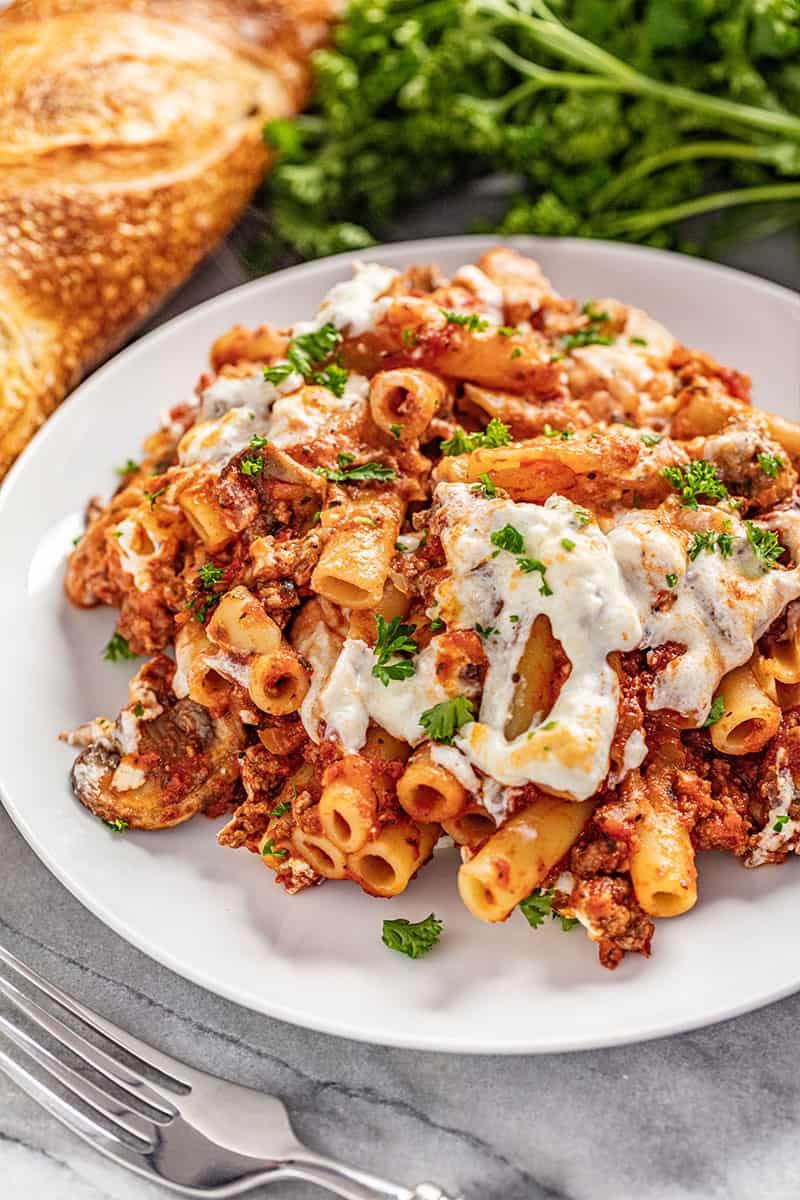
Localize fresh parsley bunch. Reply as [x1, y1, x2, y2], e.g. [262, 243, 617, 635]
[262, 0, 800, 260]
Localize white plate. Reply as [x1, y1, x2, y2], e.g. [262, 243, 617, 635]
[2, 236, 799, 1054]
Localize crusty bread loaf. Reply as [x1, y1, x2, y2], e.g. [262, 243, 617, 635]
[0, 0, 335, 479]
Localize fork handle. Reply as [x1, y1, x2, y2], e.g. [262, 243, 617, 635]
[276, 1150, 462, 1200]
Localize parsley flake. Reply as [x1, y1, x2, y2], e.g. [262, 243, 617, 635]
[702, 696, 726, 727]
[103, 632, 137, 662]
[688, 530, 733, 561]
[240, 454, 263, 476]
[143, 484, 168, 509]
[517, 557, 553, 595]
[270, 801, 291, 818]
[519, 888, 575, 932]
[666, 573, 679, 588]
[389, 422, 403, 440]
[116, 459, 139, 476]
[440, 309, 489, 332]
[473, 472, 497, 499]
[317, 460, 396, 484]
[441, 418, 511, 457]
[490, 524, 525, 555]
[757, 452, 784, 479]
[401, 327, 418, 348]
[262, 839, 288, 860]
[773, 813, 791, 832]
[630, 336, 649, 347]
[561, 538, 575, 552]
[250, 434, 269, 450]
[640, 432, 663, 447]
[475, 622, 498, 640]
[132, 701, 145, 718]
[102, 818, 129, 832]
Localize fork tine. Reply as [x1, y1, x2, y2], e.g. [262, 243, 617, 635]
[0, 943, 190, 1092]
[0, 1009, 156, 1145]
[0, 960, 177, 1118]
[0, 1040, 179, 1194]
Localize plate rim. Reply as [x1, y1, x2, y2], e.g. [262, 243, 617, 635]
[2, 234, 799, 1054]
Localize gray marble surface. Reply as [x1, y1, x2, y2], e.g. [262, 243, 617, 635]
[2, 192, 799, 1200]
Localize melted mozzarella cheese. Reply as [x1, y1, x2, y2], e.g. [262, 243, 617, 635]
[429, 743, 480, 792]
[608, 508, 800, 724]
[621, 306, 675, 359]
[198, 372, 299, 422]
[203, 649, 251, 690]
[296, 619, 343, 744]
[570, 343, 655, 408]
[318, 639, 450, 753]
[313, 261, 398, 335]
[747, 765, 800, 867]
[269, 374, 369, 447]
[179, 405, 271, 468]
[452, 264, 504, 323]
[434, 484, 641, 799]
[114, 518, 163, 592]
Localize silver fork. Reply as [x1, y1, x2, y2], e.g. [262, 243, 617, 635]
[0, 943, 462, 1200]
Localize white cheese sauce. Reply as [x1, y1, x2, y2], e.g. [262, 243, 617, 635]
[203, 649, 251, 690]
[295, 618, 343, 744]
[608, 507, 800, 724]
[311, 261, 398, 336]
[746, 764, 800, 867]
[269, 374, 369, 447]
[318, 639, 450, 753]
[434, 484, 641, 800]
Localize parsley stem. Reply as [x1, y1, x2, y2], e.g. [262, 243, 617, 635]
[589, 141, 797, 213]
[603, 184, 800, 237]
[486, 41, 633, 100]
[477, 0, 800, 139]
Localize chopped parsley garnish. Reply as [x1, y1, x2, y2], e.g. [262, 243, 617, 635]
[402, 327, 418, 347]
[473, 472, 497, 498]
[389, 422, 403, 439]
[263, 322, 347, 396]
[371, 614, 419, 686]
[499, 326, 516, 337]
[420, 695, 474, 745]
[702, 695, 726, 728]
[757, 452, 784, 479]
[103, 632, 137, 662]
[541, 720, 557, 731]
[475, 622, 498, 640]
[270, 801, 291, 818]
[519, 888, 576, 932]
[630, 336, 649, 347]
[262, 839, 288, 860]
[490, 524, 525, 555]
[561, 538, 575, 552]
[574, 506, 591, 526]
[687, 530, 733, 561]
[640, 432, 663, 447]
[773, 813, 791, 832]
[439, 309, 489, 332]
[517, 557, 553, 595]
[102, 818, 129, 832]
[250, 434, 269, 450]
[441, 418, 511, 457]
[430, 617, 445, 633]
[562, 305, 615, 351]
[197, 562, 224, 589]
[132, 701, 145, 718]
[664, 461, 729, 510]
[746, 522, 785, 570]
[143, 484, 168, 509]
[317, 460, 396, 484]
[240, 453, 263, 476]
[112, 530, 122, 539]
[511, 347, 522, 359]
[665, 573, 679, 588]
[543, 424, 572, 439]
[116, 459, 139, 476]
[382, 913, 442, 959]
[509, 614, 520, 623]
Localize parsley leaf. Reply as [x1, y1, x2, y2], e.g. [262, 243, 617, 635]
[270, 801, 291, 818]
[132, 701, 145, 718]
[562, 329, 614, 351]
[688, 530, 733, 560]
[420, 695, 474, 744]
[543, 424, 572, 439]
[757, 452, 784, 479]
[382, 913, 442, 959]
[440, 417, 511, 457]
[103, 632, 137, 662]
[702, 696, 726, 727]
[517, 557, 553, 595]
[313, 362, 348, 396]
[317, 460, 396, 484]
[102, 817, 129, 832]
[429, 617, 445, 633]
[773, 813, 791, 832]
[389, 422, 403, 439]
[561, 538, 575, 552]
[664, 461, 729, 509]
[262, 839, 288, 860]
[116, 459, 139, 476]
[473, 472, 497, 498]
[250, 434, 269, 450]
[519, 888, 552, 929]
[630, 336, 649, 347]
[746, 522, 785, 570]
[264, 323, 346, 394]
[666, 573, 679, 588]
[240, 454, 264, 476]
[263, 362, 295, 386]
[439, 309, 489, 332]
[490, 524, 525, 555]
[475, 622, 498, 639]
[371, 614, 419, 687]
[143, 483, 168, 509]
[640, 432, 663, 447]
[197, 562, 223, 589]
[402, 327, 418, 347]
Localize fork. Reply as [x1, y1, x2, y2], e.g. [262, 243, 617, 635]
[0, 943, 462, 1200]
